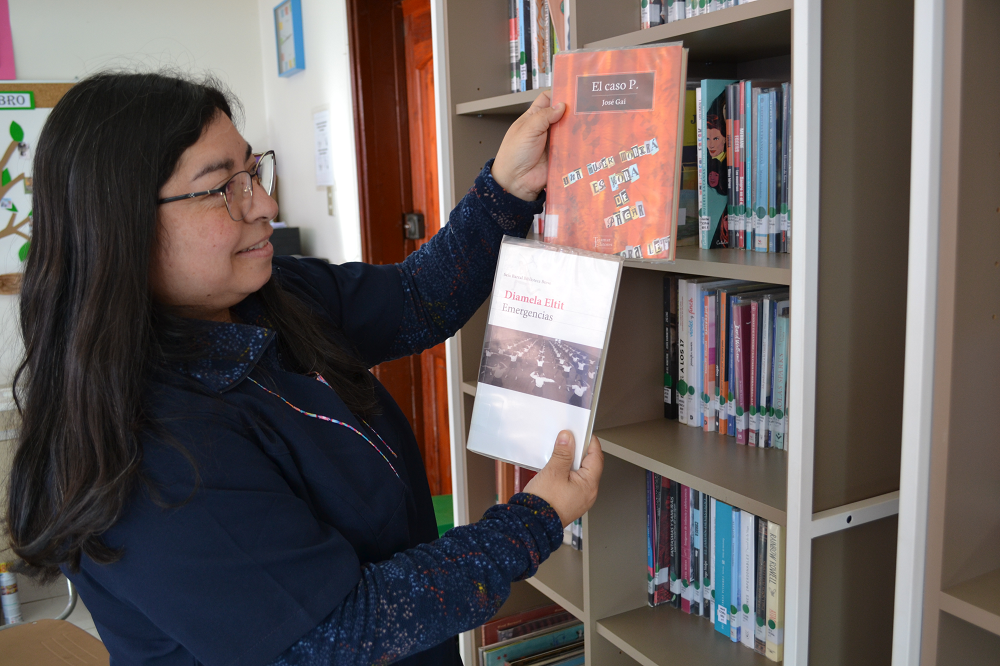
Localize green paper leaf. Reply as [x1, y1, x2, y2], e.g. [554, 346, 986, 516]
[1, 169, 9, 186]
[18, 240, 29, 262]
[9, 121, 23, 143]
[8, 203, 15, 212]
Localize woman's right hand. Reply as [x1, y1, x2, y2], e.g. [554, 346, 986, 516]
[523, 431, 604, 527]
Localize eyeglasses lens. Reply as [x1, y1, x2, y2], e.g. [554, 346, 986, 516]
[225, 173, 254, 221]
[255, 152, 275, 196]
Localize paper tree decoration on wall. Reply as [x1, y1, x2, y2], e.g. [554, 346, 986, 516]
[0, 121, 31, 263]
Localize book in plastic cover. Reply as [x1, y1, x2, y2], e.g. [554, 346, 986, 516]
[467, 237, 623, 471]
[543, 43, 688, 260]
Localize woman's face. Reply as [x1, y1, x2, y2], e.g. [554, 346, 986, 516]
[707, 127, 726, 158]
[151, 113, 278, 321]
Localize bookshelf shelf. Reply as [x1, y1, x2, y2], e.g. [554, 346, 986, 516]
[596, 419, 787, 526]
[584, 0, 792, 62]
[525, 544, 585, 621]
[596, 605, 771, 666]
[461, 380, 477, 396]
[939, 569, 1000, 639]
[455, 88, 550, 117]
[627, 246, 791, 284]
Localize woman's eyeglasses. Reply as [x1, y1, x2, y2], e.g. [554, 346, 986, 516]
[158, 151, 276, 222]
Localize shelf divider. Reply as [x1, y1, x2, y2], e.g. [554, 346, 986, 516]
[525, 545, 585, 621]
[597, 605, 772, 666]
[456, 88, 549, 116]
[628, 246, 791, 284]
[595, 418, 787, 526]
[939, 569, 1000, 639]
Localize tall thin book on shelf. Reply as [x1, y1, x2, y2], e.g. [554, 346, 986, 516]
[467, 237, 623, 471]
[543, 43, 688, 260]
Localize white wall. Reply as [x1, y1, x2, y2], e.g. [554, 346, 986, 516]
[256, 0, 362, 264]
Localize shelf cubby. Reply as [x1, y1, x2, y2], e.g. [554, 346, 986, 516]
[939, 569, 1000, 639]
[526, 545, 585, 621]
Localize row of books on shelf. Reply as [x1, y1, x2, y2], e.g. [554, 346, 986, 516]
[647, 472, 785, 662]
[642, 0, 759, 28]
[508, 0, 570, 93]
[497, 461, 583, 551]
[479, 601, 584, 666]
[686, 79, 792, 253]
[664, 276, 790, 448]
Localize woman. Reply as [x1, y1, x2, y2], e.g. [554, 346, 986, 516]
[6, 72, 603, 666]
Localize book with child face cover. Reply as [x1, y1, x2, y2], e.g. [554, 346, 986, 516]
[467, 237, 623, 471]
[543, 43, 688, 261]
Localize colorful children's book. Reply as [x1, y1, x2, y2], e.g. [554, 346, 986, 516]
[766, 521, 785, 662]
[677, 278, 691, 425]
[480, 603, 567, 646]
[753, 88, 770, 252]
[544, 44, 689, 259]
[479, 621, 584, 666]
[680, 484, 692, 613]
[713, 501, 732, 636]
[698, 79, 737, 249]
[670, 480, 682, 608]
[690, 488, 703, 616]
[509, 0, 519, 93]
[678, 84, 699, 246]
[733, 301, 751, 444]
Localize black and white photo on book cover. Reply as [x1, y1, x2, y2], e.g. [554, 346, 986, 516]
[467, 237, 623, 471]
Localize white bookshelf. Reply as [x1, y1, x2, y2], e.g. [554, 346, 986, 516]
[432, 1, 914, 663]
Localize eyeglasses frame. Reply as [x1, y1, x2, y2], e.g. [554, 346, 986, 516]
[157, 150, 276, 222]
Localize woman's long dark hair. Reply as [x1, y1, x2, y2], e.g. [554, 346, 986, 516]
[7, 72, 378, 580]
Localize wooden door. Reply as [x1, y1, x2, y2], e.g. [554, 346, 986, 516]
[347, 0, 450, 495]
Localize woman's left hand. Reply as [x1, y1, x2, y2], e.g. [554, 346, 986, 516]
[491, 92, 566, 202]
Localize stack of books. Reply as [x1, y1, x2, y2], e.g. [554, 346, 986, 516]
[508, 0, 570, 93]
[641, 0, 759, 28]
[646, 472, 785, 662]
[478, 603, 584, 665]
[663, 277, 791, 449]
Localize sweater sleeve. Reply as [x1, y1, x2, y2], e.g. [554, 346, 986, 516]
[266, 493, 564, 666]
[381, 160, 545, 363]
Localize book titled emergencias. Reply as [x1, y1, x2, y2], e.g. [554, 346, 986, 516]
[543, 42, 688, 260]
[467, 237, 623, 471]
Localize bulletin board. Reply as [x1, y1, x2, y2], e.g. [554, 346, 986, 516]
[0, 82, 72, 294]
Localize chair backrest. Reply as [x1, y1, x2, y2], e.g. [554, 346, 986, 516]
[0, 619, 109, 665]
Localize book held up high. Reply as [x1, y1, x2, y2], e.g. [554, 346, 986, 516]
[467, 237, 623, 471]
[543, 43, 688, 261]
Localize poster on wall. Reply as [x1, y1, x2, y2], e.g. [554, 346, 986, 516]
[0, 94, 50, 276]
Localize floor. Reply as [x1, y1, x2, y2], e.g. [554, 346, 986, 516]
[7, 572, 101, 640]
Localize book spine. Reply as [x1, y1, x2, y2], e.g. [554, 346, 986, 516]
[664, 276, 679, 419]
[572, 517, 582, 550]
[741, 510, 756, 649]
[749, 300, 760, 446]
[703, 493, 713, 619]
[529, 0, 540, 92]
[734, 303, 749, 444]
[781, 82, 791, 253]
[696, 85, 707, 249]
[759, 297, 773, 447]
[690, 488, 702, 615]
[541, 0, 552, 89]
[670, 480, 682, 607]
[766, 521, 785, 662]
[656, 476, 673, 603]
[755, 516, 768, 654]
[726, 85, 736, 250]
[744, 80, 753, 250]
[702, 293, 714, 431]
[713, 501, 731, 636]
[509, 0, 519, 93]
[647, 471, 655, 606]
[518, 2, 527, 91]
[727, 294, 737, 435]
[641, 0, 651, 29]
[677, 279, 689, 425]
[773, 315, 789, 450]
[729, 508, 741, 643]
[768, 89, 778, 252]
[680, 485, 692, 613]
[754, 89, 769, 251]
[687, 281, 701, 428]
[733, 84, 744, 250]
[716, 289, 727, 433]
[668, 0, 682, 22]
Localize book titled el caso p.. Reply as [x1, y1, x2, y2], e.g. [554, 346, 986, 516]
[467, 237, 623, 471]
[543, 43, 688, 261]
